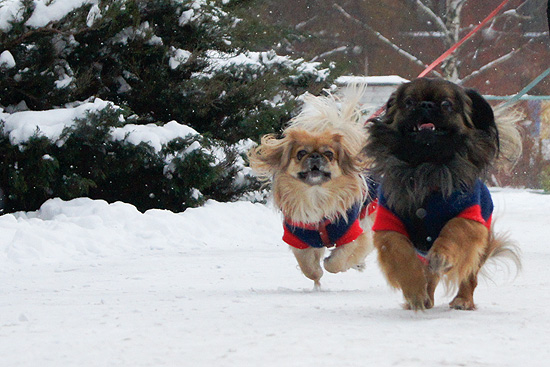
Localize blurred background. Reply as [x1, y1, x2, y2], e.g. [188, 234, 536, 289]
[0, 0, 549, 213]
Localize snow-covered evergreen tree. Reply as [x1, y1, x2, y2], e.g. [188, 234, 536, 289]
[0, 0, 332, 212]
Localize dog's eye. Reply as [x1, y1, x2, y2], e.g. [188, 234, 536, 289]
[323, 151, 334, 161]
[404, 98, 416, 109]
[441, 100, 453, 112]
[296, 150, 308, 161]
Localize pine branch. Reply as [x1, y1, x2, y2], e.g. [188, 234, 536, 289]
[4, 22, 69, 49]
[332, 3, 442, 77]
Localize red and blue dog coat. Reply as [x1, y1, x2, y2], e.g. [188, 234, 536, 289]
[282, 180, 379, 249]
[372, 179, 493, 264]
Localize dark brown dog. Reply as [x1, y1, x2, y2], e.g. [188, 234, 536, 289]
[364, 78, 521, 310]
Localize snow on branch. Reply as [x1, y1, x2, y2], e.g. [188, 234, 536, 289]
[332, 3, 442, 77]
[296, 15, 319, 30]
[310, 46, 347, 62]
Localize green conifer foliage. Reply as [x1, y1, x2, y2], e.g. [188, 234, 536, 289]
[0, 0, 332, 213]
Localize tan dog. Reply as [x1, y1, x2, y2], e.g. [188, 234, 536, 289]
[248, 89, 375, 288]
[364, 78, 522, 310]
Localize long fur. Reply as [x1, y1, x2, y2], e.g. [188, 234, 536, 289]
[273, 173, 365, 223]
[248, 86, 374, 285]
[479, 226, 522, 280]
[365, 81, 523, 216]
[493, 104, 524, 171]
[249, 86, 370, 222]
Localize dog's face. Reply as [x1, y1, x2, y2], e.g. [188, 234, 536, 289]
[284, 129, 345, 186]
[248, 126, 366, 222]
[249, 127, 362, 187]
[365, 78, 500, 212]
[382, 78, 498, 166]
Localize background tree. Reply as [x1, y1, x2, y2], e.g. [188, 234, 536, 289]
[0, 0, 333, 213]
[253, 0, 550, 95]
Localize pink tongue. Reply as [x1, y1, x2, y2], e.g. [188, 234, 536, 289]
[419, 123, 435, 131]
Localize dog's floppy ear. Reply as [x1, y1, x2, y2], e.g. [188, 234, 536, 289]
[368, 91, 397, 125]
[386, 91, 396, 110]
[334, 133, 363, 175]
[465, 89, 499, 148]
[247, 133, 294, 178]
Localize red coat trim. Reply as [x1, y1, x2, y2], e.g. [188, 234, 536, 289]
[282, 203, 365, 249]
[457, 204, 492, 230]
[334, 219, 363, 247]
[282, 229, 310, 249]
[371, 204, 409, 238]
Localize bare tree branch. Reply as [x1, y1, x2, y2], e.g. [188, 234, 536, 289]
[310, 46, 347, 62]
[413, 0, 449, 38]
[296, 15, 319, 30]
[460, 40, 533, 84]
[332, 3, 442, 77]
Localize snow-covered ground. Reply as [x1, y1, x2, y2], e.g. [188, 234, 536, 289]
[1, 189, 549, 367]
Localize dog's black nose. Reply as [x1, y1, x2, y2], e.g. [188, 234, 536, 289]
[420, 101, 436, 110]
[309, 152, 322, 160]
[307, 153, 324, 170]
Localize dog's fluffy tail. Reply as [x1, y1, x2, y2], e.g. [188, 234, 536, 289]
[493, 104, 524, 172]
[481, 228, 522, 280]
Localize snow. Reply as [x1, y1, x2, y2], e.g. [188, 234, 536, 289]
[86, 3, 101, 27]
[204, 50, 292, 71]
[0, 50, 16, 68]
[111, 21, 164, 46]
[198, 50, 329, 81]
[110, 121, 199, 153]
[179, 8, 194, 25]
[0, 98, 113, 145]
[0, 0, 25, 31]
[1, 189, 550, 366]
[25, 0, 92, 28]
[53, 74, 73, 89]
[336, 75, 409, 86]
[168, 47, 192, 69]
[0, 101, 206, 154]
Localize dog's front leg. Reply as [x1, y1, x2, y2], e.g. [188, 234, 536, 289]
[427, 218, 487, 280]
[427, 218, 488, 309]
[374, 231, 430, 310]
[291, 246, 325, 288]
[324, 233, 374, 273]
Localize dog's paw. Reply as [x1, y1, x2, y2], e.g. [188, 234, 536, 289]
[313, 280, 321, 291]
[399, 276, 431, 311]
[449, 296, 476, 310]
[402, 289, 432, 311]
[403, 298, 433, 311]
[427, 252, 453, 274]
[323, 255, 347, 273]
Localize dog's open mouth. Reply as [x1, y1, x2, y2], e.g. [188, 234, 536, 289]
[298, 166, 331, 185]
[413, 123, 436, 132]
[410, 122, 447, 135]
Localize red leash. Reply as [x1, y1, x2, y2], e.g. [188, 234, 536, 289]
[418, 0, 510, 78]
[368, 0, 511, 120]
